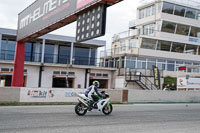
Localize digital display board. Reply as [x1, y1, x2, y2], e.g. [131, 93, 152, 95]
[76, 4, 107, 42]
[17, 0, 100, 41]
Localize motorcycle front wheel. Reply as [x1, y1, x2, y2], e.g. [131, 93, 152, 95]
[75, 102, 87, 116]
[102, 103, 113, 115]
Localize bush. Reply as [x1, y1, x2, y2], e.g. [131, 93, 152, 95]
[163, 76, 177, 89]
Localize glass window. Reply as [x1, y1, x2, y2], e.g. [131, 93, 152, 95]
[0, 40, 7, 59]
[157, 59, 166, 70]
[126, 59, 136, 69]
[190, 27, 200, 38]
[90, 48, 97, 65]
[176, 24, 190, 36]
[141, 38, 157, 50]
[44, 44, 55, 63]
[58, 45, 71, 64]
[7, 40, 16, 60]
[146, 7, 151, 17]
[162, 2, 174, 14]
[137, 57, 146, 69]
[152, 5, 155, 15]
[167, 60, 175, 71]
[129, 39, 137, 49]
[147, 58, 156, 70]
[120, 40, 126, 51]
[161, 21, 176, 33]
[144, 24, 155, 35]
[196, 11, 200, 21]
[185, 44, 197, 55]
[185, 8, 196, 19]
[174, 5, 185, 17]
[25, 42, 32, 61]
[171, 42, 185, 53]
[74, 47, 89, 65]
[139, 9, 145, 19]
[193, 62, 200, 73]
[185, 62, 192, 72]
[157, 40, 171, 51]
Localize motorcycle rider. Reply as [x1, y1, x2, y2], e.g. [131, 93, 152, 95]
[85, 80, 102, 110]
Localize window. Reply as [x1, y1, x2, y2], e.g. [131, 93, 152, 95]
[161, 21, 176, 33]
[171, 42, 185, 53]
[58, 45, 70, 64]
[147, 58, 156, 70]
[129, 39, 137, 49]
[176, 24, 189, 36]
[185, 44, 197, 55]
[126, 57, 136, 69]
[53, 71, 60, 74]
[162, 2, 174, 14]
[174, 5, 185, 17]
[32, 43, 42, 62]
[44, 44, 55, 63]
[185, 8, 196, 19]
[7, 40, 16, 60]
[157, 40, 171, 52]
[139, 5, 155, 19]
[73, 47, 89, 65]
[137, 57, 146, 69]
[25, 42, 32, 61]
[144, 24, 155, 35]
[167, 60, 175, 71]
[196, 11, 200, 20]
[141, 38, 157, 50]
[90, 48, 97, 65]
[185, 62, 192, 72]
[190, 27, 200, 38]
[157, 59, 166, 70]
[120, 40, 126, 51]
[139, 9, 145, 19]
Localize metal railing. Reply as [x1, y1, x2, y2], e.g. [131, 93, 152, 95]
[139, 0, 200, 8]
[100, 46, 139, 58]
[125, 69, 158, 90]
[112, 29, 137, 42]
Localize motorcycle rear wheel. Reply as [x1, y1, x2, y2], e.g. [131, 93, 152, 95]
[102, 104, 113, 115]
[75, 102, 87, 116]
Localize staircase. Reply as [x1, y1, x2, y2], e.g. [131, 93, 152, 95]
[125, 69, 158, 90]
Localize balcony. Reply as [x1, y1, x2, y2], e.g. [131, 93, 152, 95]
[112, 29, 137, 42]
[139, 0, 200, 8]
[100, 46, 139, 58]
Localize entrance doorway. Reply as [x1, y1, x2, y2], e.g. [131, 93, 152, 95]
[52, 77, 74, 88]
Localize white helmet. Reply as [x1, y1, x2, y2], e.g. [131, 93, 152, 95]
[93, 80, 100, 87]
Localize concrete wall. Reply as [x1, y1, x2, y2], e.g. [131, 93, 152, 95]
[128, 90, 200, 103]
[19, 88, 126, 103]
[0, 87, 20, 102]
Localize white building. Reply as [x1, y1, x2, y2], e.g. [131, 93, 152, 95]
[0, 28, 116, 89]
[101, 0, 200, 90]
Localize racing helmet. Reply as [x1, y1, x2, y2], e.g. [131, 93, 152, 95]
[93, 80, 100, 87]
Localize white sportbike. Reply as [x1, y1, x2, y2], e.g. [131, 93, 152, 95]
[75, 91, 113, 116]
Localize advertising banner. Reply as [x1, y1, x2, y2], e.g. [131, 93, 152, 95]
[17, 0, 99, 41]
[152, 65, 160, 89]
[177, 77, 200, 89]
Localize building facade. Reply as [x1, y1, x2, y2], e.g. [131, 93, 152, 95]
[0, 28, 115, 89]
[101, 0, 200, 90]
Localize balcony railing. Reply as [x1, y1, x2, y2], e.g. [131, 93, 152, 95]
[0, 50, 105, 67]
[112, 29, 137, 42]
[100, 46, 139, 58]
[139, 0, 200, 8]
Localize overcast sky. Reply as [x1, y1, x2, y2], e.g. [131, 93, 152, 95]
[0, 0, 141, 48]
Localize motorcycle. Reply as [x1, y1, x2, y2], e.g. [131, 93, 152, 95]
[75, 91, 113, 116]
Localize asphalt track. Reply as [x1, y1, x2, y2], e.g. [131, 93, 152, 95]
[0, 104, 200, 133]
